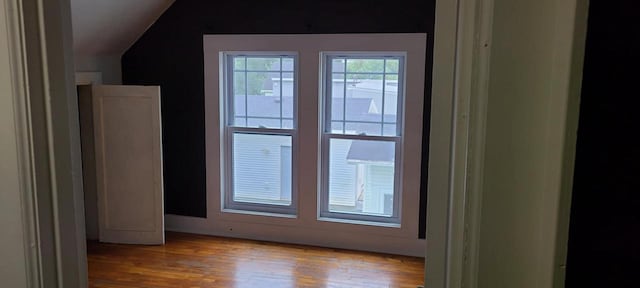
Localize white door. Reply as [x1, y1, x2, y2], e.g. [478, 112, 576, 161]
[93, 85, 164, 244]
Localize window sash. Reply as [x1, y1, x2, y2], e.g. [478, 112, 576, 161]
[225, 53, 298, 130]
[323, 54, 405, 137]
[320, 53, 405, 223]
[224, 127, 297, 214]
[223, 52, 298, 215]
[320, 133, 402, 223]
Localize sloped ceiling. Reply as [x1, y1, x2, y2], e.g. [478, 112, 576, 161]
[71, 0, 175, 56]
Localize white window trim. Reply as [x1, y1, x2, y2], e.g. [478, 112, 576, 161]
[221, 52, 299, 215]
[196, 34, 426, 256]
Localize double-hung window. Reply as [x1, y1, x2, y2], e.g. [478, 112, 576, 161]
[206, 34, 426, 254]
[222, 53, 297, 214]
[320, 53, 405, 223]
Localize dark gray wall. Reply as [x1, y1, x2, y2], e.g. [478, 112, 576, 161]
[566, 0, 639, 286]
[122, 0, 435, 238]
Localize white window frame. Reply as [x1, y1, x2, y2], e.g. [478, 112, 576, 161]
[202, 34, 426, 256]
[222, 52, 299, 215]
[319, 52, 406, 223]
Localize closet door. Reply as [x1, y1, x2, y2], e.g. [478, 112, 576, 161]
[93, 85, 164, 244]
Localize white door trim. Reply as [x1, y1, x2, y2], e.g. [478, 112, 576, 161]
[427, 0, 589, 286]
[426, 0, 485, 285]
[4, 0, 87, 286]
[1, 0, 42, 286]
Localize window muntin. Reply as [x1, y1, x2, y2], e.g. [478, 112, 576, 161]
[327, 56, 402, 136]
[229, 55, 295, 129]
[224, 53, 297, 214]
[321, 54, 404, 223]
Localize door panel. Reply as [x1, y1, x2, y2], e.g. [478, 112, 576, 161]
[93, 85, 164, 244]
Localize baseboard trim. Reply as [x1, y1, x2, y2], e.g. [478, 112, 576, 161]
[165, 214, 425, 257]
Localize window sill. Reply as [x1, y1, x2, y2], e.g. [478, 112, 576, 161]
[317, 216, 401, 228]
[221, 208, 297, 219]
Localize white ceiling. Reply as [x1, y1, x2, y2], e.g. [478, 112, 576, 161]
[71, 0, 175, 56]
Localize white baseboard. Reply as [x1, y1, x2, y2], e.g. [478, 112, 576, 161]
[165, 214, 425, 257]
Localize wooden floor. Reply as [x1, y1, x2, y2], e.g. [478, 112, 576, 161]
[88, 232, 424, 288]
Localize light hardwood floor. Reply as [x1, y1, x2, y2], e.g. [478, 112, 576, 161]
[88, 232, 424, 288]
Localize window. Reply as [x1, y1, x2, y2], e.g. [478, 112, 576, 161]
[206, 34, 426, 253]
[320, 54, 404, 223]
[223, 53, 297, 214]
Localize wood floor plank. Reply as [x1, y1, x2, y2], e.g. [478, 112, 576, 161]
[88, 232, 424, 288]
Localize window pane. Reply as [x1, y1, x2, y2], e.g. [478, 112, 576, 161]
[234, 94, 246, 118]
[246, 57, 280, 71]
[233, 72, 246, 96]
[383, 112, 397, 125]
[245, 71, 278, 97]
[244, 71, 280, 125]
[332, 59, 345, 72]
[234, 117, 246, 127]
[345, 74, 383, 122]
[330, 73, 346, 122]
[247, 118, 280, 128]
[386, 74, 398, 81]
[346, 59, 385, 73]
[330, 73, 386, 132]
[282, 120, 294, 129]
[230, 55, 295, 129]
[282, 58, 294, 71]
[234, 57, 246, 70]
[345, 122, 381, 136]
[328, 139, 356, 208]
[385, 59, 399, 73]
[233, 133, 292, 206]
[383, 74, 399, 125]
[330, 121, 343, 133]
[328, 139, 395, 217]
[282, 101, 294, 121]
[382, 124, 397, 136]
[281, 72, 294, 97]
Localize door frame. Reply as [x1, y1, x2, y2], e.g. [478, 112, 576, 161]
[7, 0, 588, 287]
[6, 0, 474, 285]
[4, 0, 87, 286]
[427, 0, 589, 286]
[75, 72, 102, 241]
[426, 0, 494, 285]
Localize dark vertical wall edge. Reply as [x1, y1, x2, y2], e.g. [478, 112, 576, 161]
[566, 0, 639, 286]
